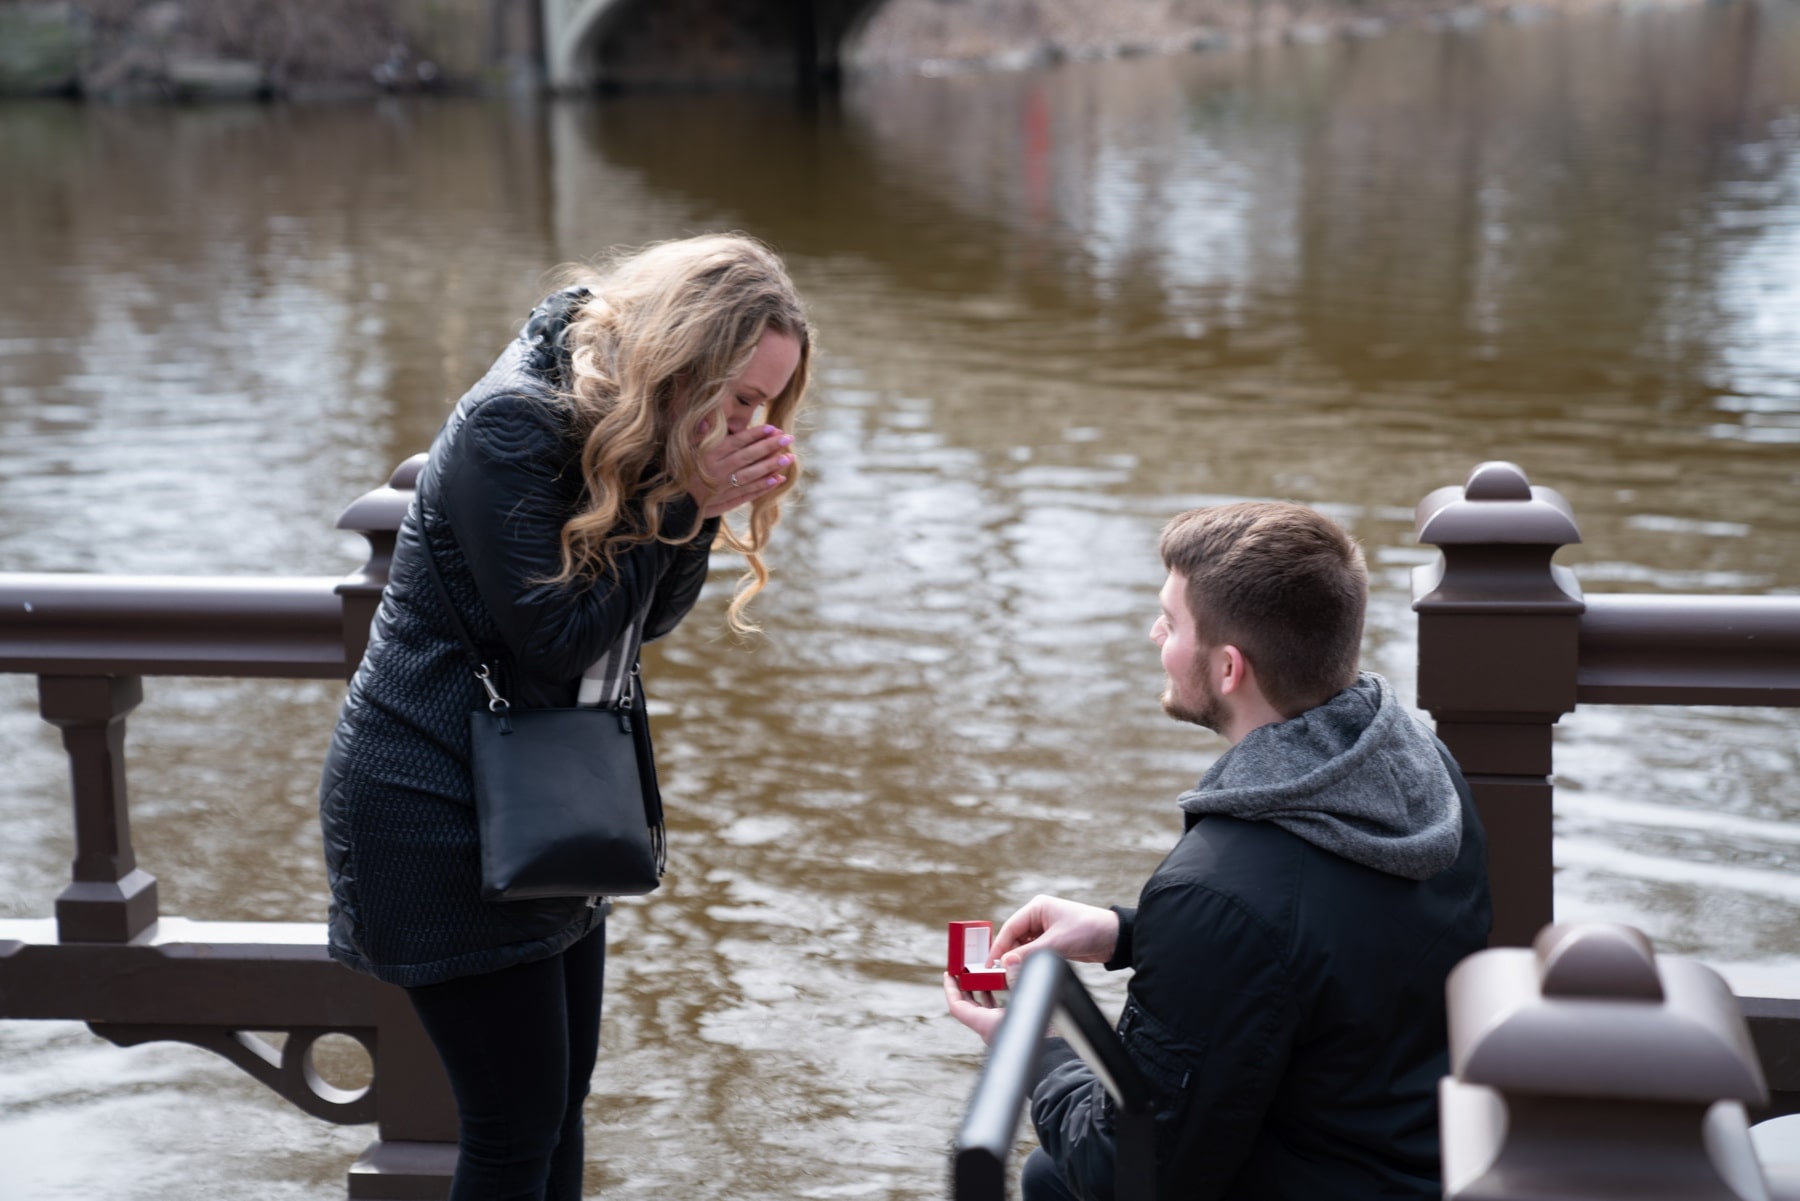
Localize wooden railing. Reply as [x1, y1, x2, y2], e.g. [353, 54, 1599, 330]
[0, 454, 458, 1200]
[12, 454, 1800, 1192]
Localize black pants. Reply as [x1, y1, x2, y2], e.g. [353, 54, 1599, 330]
[406, 922, 606, 1201]
[1022, 1147, 1082, 1201]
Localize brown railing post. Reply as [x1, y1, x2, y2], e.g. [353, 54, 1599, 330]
[1440, 922, 1791, 1199]
[1413, 462, 1585, 947]
[39, 672, 159, 943]
[347, 986, 460, 1195]
[335, 455, 426, 678]
[332, 454, 460, 1196]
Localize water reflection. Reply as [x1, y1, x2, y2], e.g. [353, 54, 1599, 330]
[567, 4, 1800, 536]
[3, 3, 1800, 1197]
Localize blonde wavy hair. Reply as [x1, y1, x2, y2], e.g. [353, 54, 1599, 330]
[547, 233, 812, 634]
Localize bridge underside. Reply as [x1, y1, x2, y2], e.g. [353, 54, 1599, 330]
[548, 0, 884, 92]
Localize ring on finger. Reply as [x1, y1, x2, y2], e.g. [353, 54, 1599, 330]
[730, 471, 740, 487]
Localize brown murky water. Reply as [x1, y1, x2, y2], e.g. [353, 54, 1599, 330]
[3, 3, 1799, 1196]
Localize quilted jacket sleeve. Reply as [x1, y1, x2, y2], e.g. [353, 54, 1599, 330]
[644, 514, 720, 643]
[435, 391, 712, 677]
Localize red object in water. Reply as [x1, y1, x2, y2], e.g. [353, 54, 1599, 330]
[948, 920, 1009, 991]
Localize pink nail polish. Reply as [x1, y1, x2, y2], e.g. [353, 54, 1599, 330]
[778, 435, 794, 447]
[777, 454, 793, 467]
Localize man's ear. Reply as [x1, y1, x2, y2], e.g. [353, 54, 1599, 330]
[1216, 645, 1249, 695]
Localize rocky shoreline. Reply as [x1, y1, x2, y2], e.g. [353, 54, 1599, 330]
[0, 0, 1662, 102]
[847, 0, 1623, 75]
[0, 0, 444, 102]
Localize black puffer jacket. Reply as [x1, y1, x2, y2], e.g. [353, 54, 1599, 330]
[319, 290, 718, 988]
[1029, 735, 1490, 1200]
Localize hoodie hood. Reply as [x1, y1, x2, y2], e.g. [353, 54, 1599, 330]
[1176, 672, 1461, 880]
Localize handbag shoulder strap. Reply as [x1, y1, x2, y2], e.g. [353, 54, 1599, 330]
[414, 514, 513, 713]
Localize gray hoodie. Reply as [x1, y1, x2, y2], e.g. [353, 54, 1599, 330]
[1176, 672, 1462, 881]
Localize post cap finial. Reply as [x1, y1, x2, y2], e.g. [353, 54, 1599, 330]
[1534, 923, 1664, 1001]
[387, 454, 426, 491]
[1447, 921, 1766, 1106]
[1463, 461, 1533, 502]
[1415, 461, 1582, 547]
[336, 454, 425, 535]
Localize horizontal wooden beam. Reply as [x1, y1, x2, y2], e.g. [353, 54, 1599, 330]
[0, 917, 378, 1026]
[1579, 595, 1800, 706]
[0, 575, 349, 678]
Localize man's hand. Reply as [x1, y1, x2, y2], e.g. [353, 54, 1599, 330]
[943, 897, 1117, 1048]
[943, 972, 1008, 1045]
[990, 895, 1120, 973]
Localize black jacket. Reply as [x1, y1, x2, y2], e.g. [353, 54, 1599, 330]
[319, 291, 718, 987]
[1030, 743, 1490, 1200]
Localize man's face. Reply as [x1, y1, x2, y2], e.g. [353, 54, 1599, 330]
[1151, 571, 1227, 732]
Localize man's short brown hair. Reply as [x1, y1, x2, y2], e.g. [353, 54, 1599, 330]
[1159, 502, 1368, 717]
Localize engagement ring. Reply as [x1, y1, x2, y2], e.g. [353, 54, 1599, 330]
[730, 472, 739, 487]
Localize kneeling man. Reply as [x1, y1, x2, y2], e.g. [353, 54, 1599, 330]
[946, 502, 1492, 1200]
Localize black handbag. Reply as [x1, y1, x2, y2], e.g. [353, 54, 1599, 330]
[417, 523, 666, 901]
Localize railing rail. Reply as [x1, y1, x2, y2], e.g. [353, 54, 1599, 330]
[0, 574, 349, 677]
[953, 953, 1155, 1201]
[1578, 594, 1800, 705]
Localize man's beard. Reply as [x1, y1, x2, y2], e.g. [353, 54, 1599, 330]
[1161, 669, 1227, 733]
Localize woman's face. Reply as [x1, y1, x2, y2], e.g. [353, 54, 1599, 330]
[719, 329, 802, 434]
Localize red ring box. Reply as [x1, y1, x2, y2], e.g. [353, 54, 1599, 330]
[948, 920, 1009, 991]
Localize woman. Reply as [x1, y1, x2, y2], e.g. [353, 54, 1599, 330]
[319, 233, 812, 1200]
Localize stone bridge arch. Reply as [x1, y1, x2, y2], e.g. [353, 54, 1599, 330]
[542, 0, 888, 92]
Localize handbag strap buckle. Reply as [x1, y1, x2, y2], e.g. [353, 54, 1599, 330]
[618, 660, 639, 710]
[474, 663, 510, 713]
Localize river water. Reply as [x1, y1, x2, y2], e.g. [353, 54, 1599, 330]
[2, 2, 1798, 1197]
